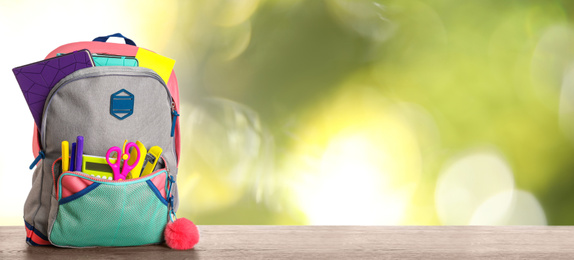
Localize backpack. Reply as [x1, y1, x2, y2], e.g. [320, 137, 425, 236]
[17, 33, 195, 248]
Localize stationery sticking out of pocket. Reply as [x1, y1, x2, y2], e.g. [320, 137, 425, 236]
[92, 54, 139, 67]
[12, 49, 94, 127]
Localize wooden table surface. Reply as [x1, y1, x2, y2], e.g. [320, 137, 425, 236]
[2, 225, 574, 259]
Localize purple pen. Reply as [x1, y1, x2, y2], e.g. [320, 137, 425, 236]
[75, 136, 84, 172]
[70, 143, 76, 171]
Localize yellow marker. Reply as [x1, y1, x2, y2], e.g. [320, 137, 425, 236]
[61, 141, 69, 172]
[135, 48, 175, 84]
[141, 146, 163, 177]
[128, 141, 147, 179]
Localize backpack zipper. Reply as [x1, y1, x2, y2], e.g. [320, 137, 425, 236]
[171, 101, 179, 137]
[29, 151, 45, 169]
[59, 169, 167, 184]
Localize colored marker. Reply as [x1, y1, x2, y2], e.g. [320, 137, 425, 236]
[75, 136, 84, 172]
[61, 141, 69, 172]
[70, 143, 76, 171]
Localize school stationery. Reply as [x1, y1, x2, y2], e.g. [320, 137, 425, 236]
[128, 140, 147, 179]
[61, 141, 69, 172]
[81, 155, 114, 180]
[135, 48, 175, 84]
[70, 143, 76, 171]
[75, 136, 84, 172]
[106, 141, 141, 180]
[12, 49, 94, 127]
[92, 54, 139, 67]
[141, 146, 162, 177]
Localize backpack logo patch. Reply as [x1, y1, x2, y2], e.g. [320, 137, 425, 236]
[110, 89, 134, 120]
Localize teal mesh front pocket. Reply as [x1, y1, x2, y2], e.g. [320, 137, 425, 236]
[50, 171, 169, 247]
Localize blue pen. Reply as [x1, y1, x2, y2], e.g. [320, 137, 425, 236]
[76, 136, 84, 172]
[70, 143, 76, 171]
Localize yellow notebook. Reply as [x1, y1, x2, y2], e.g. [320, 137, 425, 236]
[135, 48, 176, 84]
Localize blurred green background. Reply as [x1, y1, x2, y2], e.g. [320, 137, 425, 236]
[3, 0, 574, 225]
[154, 0, 574, 225]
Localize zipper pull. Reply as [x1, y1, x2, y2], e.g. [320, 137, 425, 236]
[29, 150, 45, 170]
[166, 175, 177, 222]
[167, 175, 175, 196]
[166, 175, 175, 204]
[171, 102, 179, 137]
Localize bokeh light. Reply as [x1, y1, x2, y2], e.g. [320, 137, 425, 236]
[471, 189, 546, 225]
[177, 98, 273, 220]
[284, 86, 432, 225]
[435, 149, 515, 225]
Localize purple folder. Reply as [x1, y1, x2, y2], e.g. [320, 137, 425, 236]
[12, 49, 94, 127]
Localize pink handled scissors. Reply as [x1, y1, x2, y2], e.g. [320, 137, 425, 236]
[106, 142, 141, 180]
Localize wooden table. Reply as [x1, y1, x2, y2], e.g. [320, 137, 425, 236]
[2, 226, 574, 259]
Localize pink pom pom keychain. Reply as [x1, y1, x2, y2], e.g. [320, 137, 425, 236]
[165, 216, 199, 250]
[164, 176, 200, 250]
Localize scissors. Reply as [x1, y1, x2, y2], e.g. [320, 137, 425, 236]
[106, 141, 141, 180]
